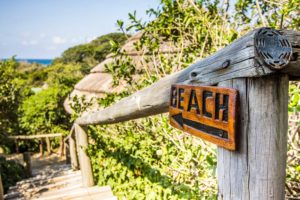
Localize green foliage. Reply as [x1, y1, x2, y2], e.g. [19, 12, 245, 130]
[289, 82, 300, 113]
[19, 86, 70, 134]
[53, 33, 128, 67]
[0, 58, 29, 137]
[0, 156, 26, 193]
[88, 116, 217, 199]
[286, 82, 300, 196]
[18, 61, 87, 135]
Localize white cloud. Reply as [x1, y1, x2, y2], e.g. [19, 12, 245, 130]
[52, 36, 67, 44]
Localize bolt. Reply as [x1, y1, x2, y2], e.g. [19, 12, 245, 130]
[190, 72, 198, 77]
[222, 59, 231, 69]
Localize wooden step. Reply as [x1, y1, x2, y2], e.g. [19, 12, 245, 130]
[32, 183, 83, 198]
[25, 174, 82, 196]
[9, 171, 81, 192]
[35, 186, 113, 200]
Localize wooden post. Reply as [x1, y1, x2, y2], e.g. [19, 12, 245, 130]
[0, 174, 3, 200]
[217, 75, 289, 200]
[39, 139, 44, 157]
[46, 137, 51, 155]
[74, 124, 94, 187]
[15, 139, 19, 153]
[59, 136, 65, 157]
[65, 142, 71, 164]
[69, 134, 79, 170]
[23, 152, 32, 177]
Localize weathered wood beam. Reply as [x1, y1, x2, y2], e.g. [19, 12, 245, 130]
[76, 28, 300, 126]
[8, 133, 63, 140]
[217, 75, 288, 199]
[74, 124, 94, 187]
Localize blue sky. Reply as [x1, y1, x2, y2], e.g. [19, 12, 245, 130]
[0, 0, 160, 59]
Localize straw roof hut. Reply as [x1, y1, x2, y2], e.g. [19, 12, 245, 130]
[64, 32, 180, 114]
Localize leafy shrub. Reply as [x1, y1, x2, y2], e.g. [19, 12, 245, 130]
[0, 156, 26, 193]
[53, 33, 128, 67]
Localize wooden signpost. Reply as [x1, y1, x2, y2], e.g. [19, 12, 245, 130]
[74, 27, 300, 199]
[169, 85, 238, 150]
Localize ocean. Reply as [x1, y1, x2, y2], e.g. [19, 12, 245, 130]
[2, 58, 53, 66]
[16, 59, 53, 66]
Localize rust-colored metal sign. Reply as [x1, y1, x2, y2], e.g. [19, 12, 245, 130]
[169, 84, 238, 150]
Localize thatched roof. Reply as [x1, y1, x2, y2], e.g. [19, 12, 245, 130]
[64, 32, 179, 114]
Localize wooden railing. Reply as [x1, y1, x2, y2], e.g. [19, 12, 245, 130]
[64, 124, 94, 187]
[8, 133, 64, 156]
[65, 28, 300, 198]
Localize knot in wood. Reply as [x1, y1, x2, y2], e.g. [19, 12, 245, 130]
[255, 28, 293, 70]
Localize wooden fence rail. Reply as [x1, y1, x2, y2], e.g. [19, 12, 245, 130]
[8, 133, 64, 156]
[66, 27, 300, 199]
[76, 29, 299, 126]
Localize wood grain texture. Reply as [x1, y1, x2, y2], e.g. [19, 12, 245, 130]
[76, 29, 299, 126]
[74, 124, 94, 187]
[169, 84, 238, 150]
[217, 75, 288, 200]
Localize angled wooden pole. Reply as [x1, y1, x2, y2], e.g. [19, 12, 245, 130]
[74, 124, 94, 187]
[217, 75, 289, 200]
[76, 29, 299, 126]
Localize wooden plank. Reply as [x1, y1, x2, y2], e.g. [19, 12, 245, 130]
[169, 84, 238, 150]
[74, 124, 94, 187]
[76, 28, 299, 126]
[8, 133, 62, 140]
[217, 75, 288, 200]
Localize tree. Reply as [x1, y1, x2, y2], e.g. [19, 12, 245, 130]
[0, 58, 28, 137]
[53, 32, 128, 67]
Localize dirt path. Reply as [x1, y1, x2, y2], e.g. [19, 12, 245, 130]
[3, 152, 66, 174]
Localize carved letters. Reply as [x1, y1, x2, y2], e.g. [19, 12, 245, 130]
[169, 84, 238, 150]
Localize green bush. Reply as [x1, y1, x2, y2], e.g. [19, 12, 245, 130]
[88, 116, 217, 199]
[0, 156, 26, 193]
